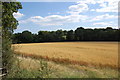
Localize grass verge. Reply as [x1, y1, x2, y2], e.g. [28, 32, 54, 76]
[6, 54, 119, 78]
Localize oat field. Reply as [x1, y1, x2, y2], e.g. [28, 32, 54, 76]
[14, 42, 118, 69]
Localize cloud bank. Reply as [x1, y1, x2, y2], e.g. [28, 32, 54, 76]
[13, 12, 24, 19]
[18, 0, 118, 27]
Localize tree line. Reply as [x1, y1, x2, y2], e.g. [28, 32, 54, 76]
[12, 27, 119, 43]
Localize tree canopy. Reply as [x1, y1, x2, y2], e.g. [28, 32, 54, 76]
[12, 27, 119, 43]
[2, 2, 22, 76]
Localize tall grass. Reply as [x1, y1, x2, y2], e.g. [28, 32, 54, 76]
[6, 54, 118, 78]
[15, 51, 118, 69]
[6, 55, 53, 78]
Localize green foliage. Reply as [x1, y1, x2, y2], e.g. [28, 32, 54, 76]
[13, 27, 119, 43]
[66, 30, 74, 41]
[37, 60, 53, 78]
[75, 27, 85, 40]
[2, 2, 22, 34]
[1, 2, 22, 77]
[7, 57, 53, 78]
[17, 30, 33, 43]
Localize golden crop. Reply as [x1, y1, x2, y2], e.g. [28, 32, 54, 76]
[14, 42, 118, 69]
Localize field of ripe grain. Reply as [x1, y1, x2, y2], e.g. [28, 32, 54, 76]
[14, 42, 118, 68]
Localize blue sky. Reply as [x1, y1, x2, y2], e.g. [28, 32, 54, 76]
[14, 0, 119, 33]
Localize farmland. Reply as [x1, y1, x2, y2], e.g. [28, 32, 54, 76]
[13, 42, 118, 78]
[14, 42, 118, 68]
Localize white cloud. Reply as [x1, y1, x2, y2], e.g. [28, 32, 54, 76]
[93, 22, 114, 26]
[77, 0, 119, 12]
[20, 14, 88, 26]
[19, 2, 89, 26]
[68, 3, 89, 15]
[19, 0, 118, 27]
[90, 14, 118, 22]
[48, 12, 60, 15]
[94, 0, 119, 12]
[77, 0, 96, 4]
[13, 12, 24, 19]
[91, 9, 95, 11]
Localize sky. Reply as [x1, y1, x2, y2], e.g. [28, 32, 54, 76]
[13, 0, 119, 33]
